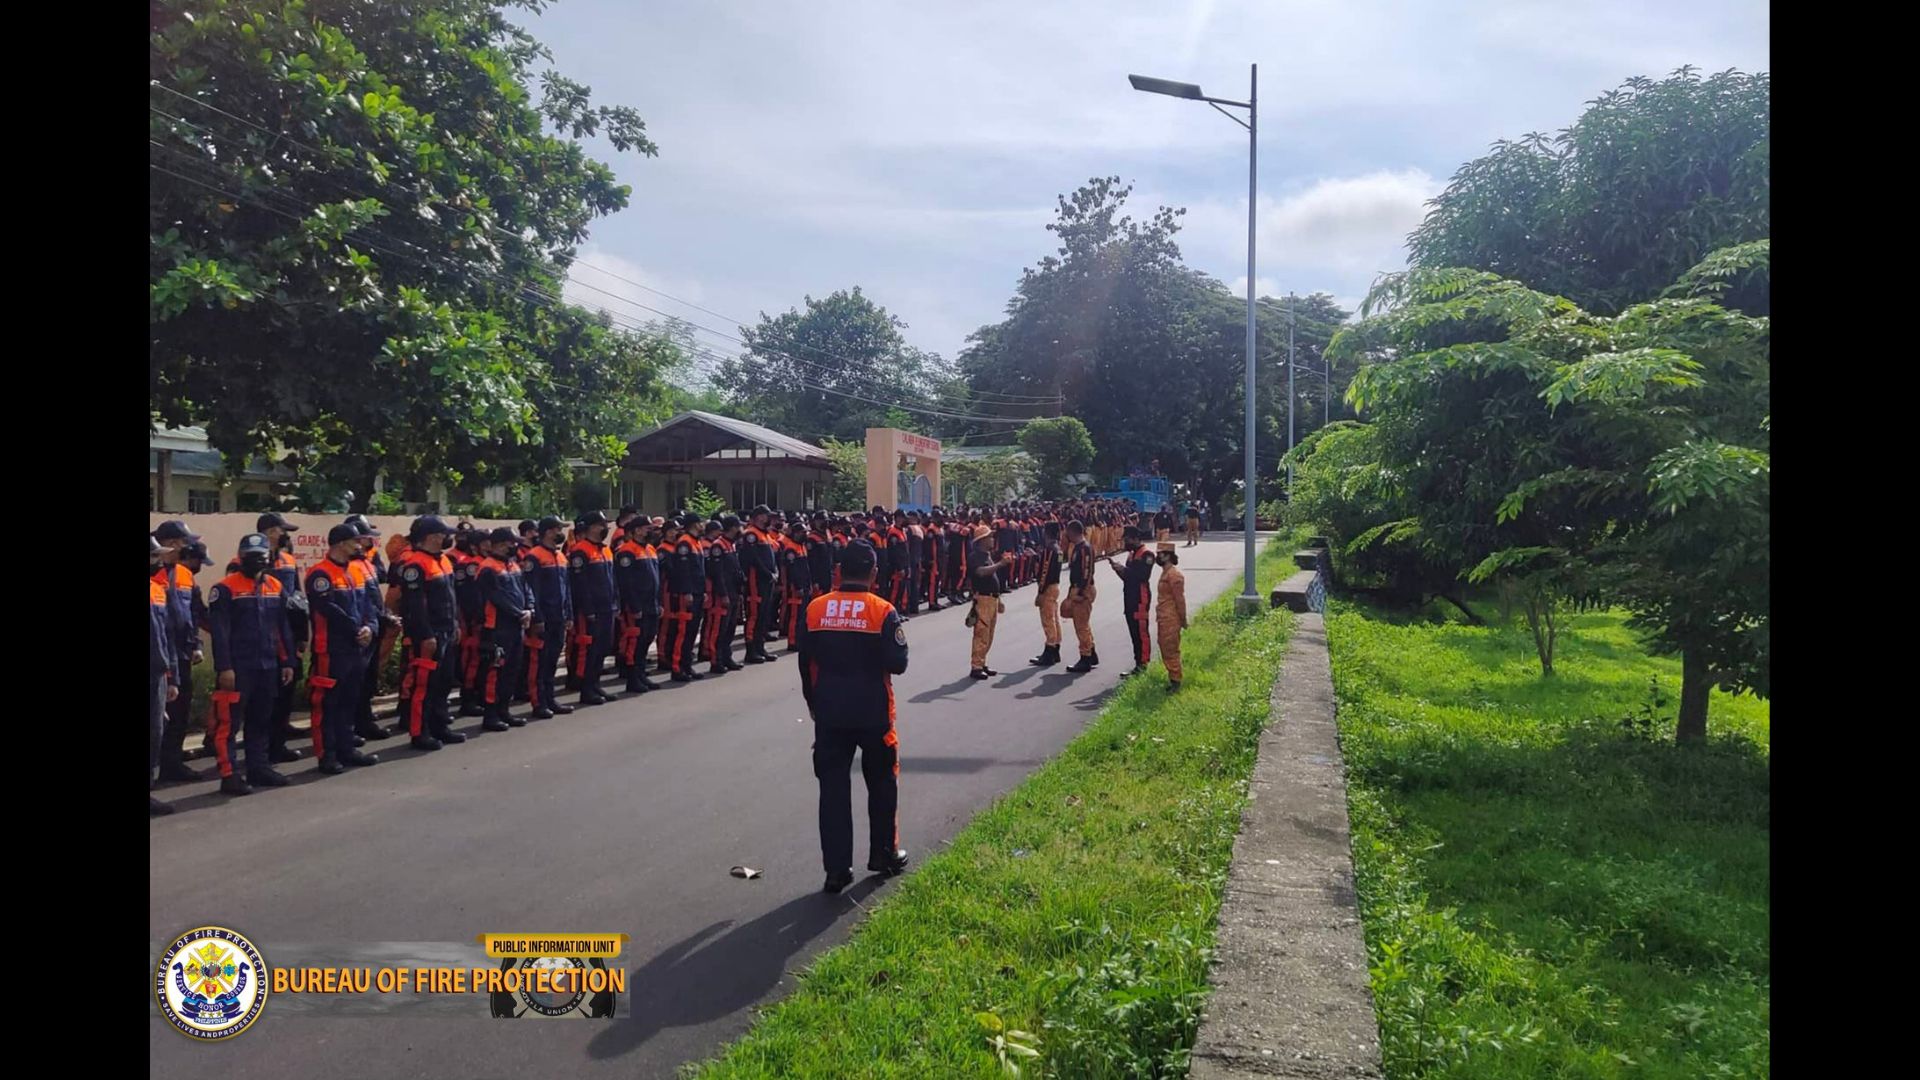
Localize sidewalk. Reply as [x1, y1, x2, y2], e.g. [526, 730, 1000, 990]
[1187, 612, 1384, 1079]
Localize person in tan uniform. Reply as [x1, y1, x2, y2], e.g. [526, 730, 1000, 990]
[966, 525, 1012, 679]
[1029, 522, 1065, 667]
[1154, 541, 1188, 690]
[1061, 520, 1100, 673]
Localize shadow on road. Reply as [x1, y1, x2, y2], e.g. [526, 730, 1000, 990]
[586, 878, 885, 1060]
[991, 667, 1042, 689]
[907, 674, 985, 704]
[1015, 672, 1092, 700]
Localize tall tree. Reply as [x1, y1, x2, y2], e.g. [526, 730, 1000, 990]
[150, 0, 672, 508]
[1017, 416, 1094, 498]
[1409, 66, 1769, 314]
[714, 288, 947, 442]
[1327, 243, 1769, 742]
[959, 177, 1327, 513]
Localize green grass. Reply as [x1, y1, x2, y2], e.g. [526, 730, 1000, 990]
[1329, 600, 1770, 1079]
[689, 537, 1302, 1079]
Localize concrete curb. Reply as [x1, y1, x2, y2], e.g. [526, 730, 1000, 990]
[1188, 612, 1384, 1079]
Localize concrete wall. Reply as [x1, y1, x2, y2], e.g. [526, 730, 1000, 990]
[149, 513, 523, 590]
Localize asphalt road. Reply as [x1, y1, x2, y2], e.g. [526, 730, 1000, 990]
[150, 535, 1249, 1077]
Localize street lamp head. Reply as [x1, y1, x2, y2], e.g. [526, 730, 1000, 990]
[1128, 74, 1204, 99]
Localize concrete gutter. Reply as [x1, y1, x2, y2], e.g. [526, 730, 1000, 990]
[1188, 612, 1384, 1079]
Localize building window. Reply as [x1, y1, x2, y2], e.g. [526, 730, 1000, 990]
[236, 492, 273, 513]
[666, 479, 691, 510]
[801, 480, 826, 512]
[619, 480, 644, 510]
[730, 480, 778, 509]
[187, 488, 221, 514]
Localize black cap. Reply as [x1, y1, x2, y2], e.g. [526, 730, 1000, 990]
[409, 515, 453, 539]
[719, 513, 741, 529]
[152, 520, 200, 544]
[237, 532, 272, 557]
[579, 510, 611, 528]
[327, 524, 362, 546]
[487, 526, 518, 545]
[749, 504, 772, 518]
[518, 519, 538, 534]
[618, 505, 639, 519]
[353, 519, 381, 537]
[537, 515, 566, 534]
[182, 541, 210, 563]
[1124, 526, 1145, 541]
[840, 540, 877, 577]
[257, 512, 297, 532]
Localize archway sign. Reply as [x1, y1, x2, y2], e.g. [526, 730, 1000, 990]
[864, 428, 942, 513]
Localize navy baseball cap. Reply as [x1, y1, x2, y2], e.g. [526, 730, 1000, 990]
[152, 520, 200, 544]
[327, 523, 361, 546]
[840, 540, 877, 577]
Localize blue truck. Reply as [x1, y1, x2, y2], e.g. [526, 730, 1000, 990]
[1087, 475, 1171, 513]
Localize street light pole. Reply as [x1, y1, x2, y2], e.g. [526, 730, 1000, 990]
[1128, 63, 1262, 615]
[1287, 290, 1295, 493]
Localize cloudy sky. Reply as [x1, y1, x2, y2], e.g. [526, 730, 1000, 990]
[540, 0, 1768, 367]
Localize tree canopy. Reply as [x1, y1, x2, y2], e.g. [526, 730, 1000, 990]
[150, 0, 676, 508]
[958, 176, 1348, 508]
[1409, 66, 1769, 314]
[713, 288, 953, 444]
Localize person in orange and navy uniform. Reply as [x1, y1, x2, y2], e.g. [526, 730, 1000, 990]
[395, 516, 467, 750]
[740, 505, 782, 664]
[475, 527, 533, 731]
[346, 517, 396, 742]
[658, 516, 705, 682]
[252, 514, 309, 764]
[522, 516, 575, 719]
[568, 510, 619, 705]
[306, 524, 382, 774]
[451, 524, 488, 719]
[795, 539, 911, 894]
[1106, 526, 1157, 676]
[206, 533, 297, 796]
[780, 516, 815, 650]
[151, 520, 207, 784]
[703, 516, 744, 676]
[614, 518, 663, 694]
[151, 538, 179, 816]
[610, 507, 641, 683]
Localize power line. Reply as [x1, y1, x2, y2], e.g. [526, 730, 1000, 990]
[152, 83, 1064, 410]
[151, 137, 1048, 430]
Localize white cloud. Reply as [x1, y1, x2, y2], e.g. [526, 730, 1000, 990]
[1229, 276, 1281, 299]
[525, 0, 1767, 359]
[562, 247, 714, 326]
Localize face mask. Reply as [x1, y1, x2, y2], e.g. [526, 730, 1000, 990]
[241, 554, 270, 575]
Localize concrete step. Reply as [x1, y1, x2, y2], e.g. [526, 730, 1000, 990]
[1269, 570, 1325, 613]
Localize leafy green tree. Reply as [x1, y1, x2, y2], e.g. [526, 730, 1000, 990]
[1409, 67, 1769, 314]
[714, 289, 949, 442]
[1329, 243, 1768, 742]
[150, 0, 672, 509]
[1017, 417, 1095, 498]
[946, 452, 1035, 504]
[818, 437, 868, 511]
[686, 484, 727, 520]
[959, 177, 1320, 513]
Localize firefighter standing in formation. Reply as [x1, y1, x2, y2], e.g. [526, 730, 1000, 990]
[151, 495, 1192, 814]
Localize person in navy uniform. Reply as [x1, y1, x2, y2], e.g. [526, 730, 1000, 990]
[795, 540, 911, 894]
[1106, 526, 1157, 676]
[522, 517, 576, 719]
[739, 505, 781, 664]
[151, 538, 179, 816]
[206, 533, 297, 795]
[306, 524, 381, 774]
[567, 510, 619, 705]
[475, 527, 533, 731]
[613, 518, 664, 694]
